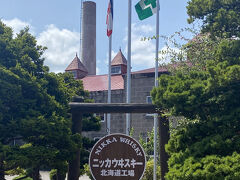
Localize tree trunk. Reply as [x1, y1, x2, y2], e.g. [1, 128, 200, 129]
[57, 170, 66, 180]
[0, 154, 5, 180]
[31, 167, 41, 180]
[68, 110, 83, 180]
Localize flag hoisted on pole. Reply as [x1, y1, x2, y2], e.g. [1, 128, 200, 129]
[106, 0, 113, 134]
[135, 0, 159, 179]
[106, 0, 113, 37]
[135, 0, 157, 20]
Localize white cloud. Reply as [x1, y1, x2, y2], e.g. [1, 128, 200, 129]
[98, 50, 118, 75]
[2, 19, 175, 74]
[132, 24, 154, 34]
[158, 46, 181, 64]
[124, 24, 156, 70]
[104, 50, 117, 65]
[122, 24, 179, 71]
[3, 18, 34, 37]
[3, 19, 79, 73]
[37, 24, 80, 73]
[110, 50, 117, 62]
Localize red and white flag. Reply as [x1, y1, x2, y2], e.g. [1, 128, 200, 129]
[106, 0, 113, 37]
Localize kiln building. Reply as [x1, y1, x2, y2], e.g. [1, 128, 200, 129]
[65, 50, 168, 140]
[66, 0, 168, 140]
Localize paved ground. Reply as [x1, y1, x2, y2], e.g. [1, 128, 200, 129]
[5, 171, 90, 180]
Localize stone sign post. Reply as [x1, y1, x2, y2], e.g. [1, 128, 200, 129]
[89, 134, 146, 180]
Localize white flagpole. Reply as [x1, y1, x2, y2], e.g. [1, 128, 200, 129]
[154, 0, 160, 180]
[107, 34, 112, 135]
[126, 0, 132, 135]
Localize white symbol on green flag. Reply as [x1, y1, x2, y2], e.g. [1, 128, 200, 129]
[135, 0, 157, 20]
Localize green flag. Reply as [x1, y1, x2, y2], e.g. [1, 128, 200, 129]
[135, 0, 157, 20]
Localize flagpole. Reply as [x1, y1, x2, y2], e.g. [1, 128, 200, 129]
[107, 34, 112, 135]
[126, 0, 132, 135]
[154, 0, 160, 180]
[107, 0, 113, 135]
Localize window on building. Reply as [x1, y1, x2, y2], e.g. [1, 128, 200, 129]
[94, 113, 106, 122]
[111, 66, 121, 74]
[146, 96, 154, 117]
[70, 70, 77, 79]
[146, 96, 152, 104]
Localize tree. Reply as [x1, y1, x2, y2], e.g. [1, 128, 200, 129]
[142, 159, 161, 180]
[0, 22, 48, 179]
[152, 39, 240, 180]
[151, 0, 240, 179]
[0, 21, 100, 180]
[187, 0, 240, 38]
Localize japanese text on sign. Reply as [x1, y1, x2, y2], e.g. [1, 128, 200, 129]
[100, 169, 135, 177]
[92, 158, 143, 168]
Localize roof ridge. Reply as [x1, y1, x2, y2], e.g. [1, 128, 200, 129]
[65, 55, 88, 72]
[111, 50, 127, 66]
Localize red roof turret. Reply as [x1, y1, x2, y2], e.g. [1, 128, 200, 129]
[65, 53, 88, 79]
[111, 49, 127, 66]
[111, 49, 127, 75]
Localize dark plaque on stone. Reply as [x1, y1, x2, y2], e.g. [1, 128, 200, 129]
[89, 133, 146, 180]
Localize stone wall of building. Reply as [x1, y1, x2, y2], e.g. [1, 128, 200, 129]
[82, 89, 126, 140]
[82, 72, 165, 141]
[130, 73, 155, 140]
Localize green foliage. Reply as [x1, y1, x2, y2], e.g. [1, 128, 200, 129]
[13, 175, 32, 180]
[49, 169, 57, 180]
[139, 129, 162, 179]
[152, 38, 240, 179]
[151, 1, 240, 178]
[139, 128, 159, 160]
[166, 152, 240, 180]
[153, 39, 240, 120]
[142, 159, 161, 180]
[129, 127, 134, 137]
[83, 164, 94, 180]
[80, 137, 96, 171]
[5, 167, 25, 176]
[187, 0, 240, 38]
[0, 20, 100, 179]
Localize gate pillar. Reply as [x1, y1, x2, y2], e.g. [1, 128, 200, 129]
[158, 113, 170, 180]
[68, 97, 83, 180]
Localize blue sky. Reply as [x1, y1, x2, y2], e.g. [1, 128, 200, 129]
[1, 0, 192, 74]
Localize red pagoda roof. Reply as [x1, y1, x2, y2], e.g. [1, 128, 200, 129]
[111, 49, 127, 66]
[65, 54, 88, 73]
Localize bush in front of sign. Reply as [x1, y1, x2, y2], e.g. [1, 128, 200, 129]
[139, 128, 159, 161]
[83, 164, 94, 180]
[165, 152, 240, 180]
[142, 158, 161, 180]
